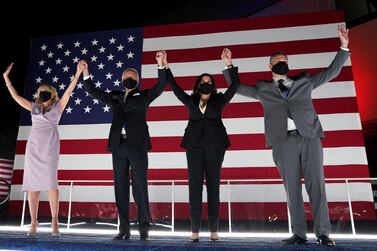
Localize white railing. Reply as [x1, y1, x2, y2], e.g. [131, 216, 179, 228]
[20, 177, 377, 235]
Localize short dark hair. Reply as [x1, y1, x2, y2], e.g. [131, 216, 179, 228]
[193, 73, 217, 97]
[270, 51, 287, 63]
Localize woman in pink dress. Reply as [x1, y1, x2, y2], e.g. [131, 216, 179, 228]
[3, 62, 84, 236]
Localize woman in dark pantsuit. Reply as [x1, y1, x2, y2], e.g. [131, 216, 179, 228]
[163, 50, 240, 242]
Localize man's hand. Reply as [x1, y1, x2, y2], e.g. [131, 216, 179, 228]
[162, 50, 168, 67]
[221, 48, 232, 66]
[75, 61, 85, 78]
[156, 50, 166, 67]
[79, 60, 89, 77]
[338, 24, 349, 48]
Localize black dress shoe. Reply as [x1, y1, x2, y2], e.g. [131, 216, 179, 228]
[139, 231, 150, 241]
[317, 235, 335, 246]
[113, 231, 131, 240]
[282, 234, 307, 245]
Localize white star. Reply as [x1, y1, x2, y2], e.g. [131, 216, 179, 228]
[127, 51, 134, 59]
[45, 67, 52, 74]
[70, 92, 75, 98]
[85, 91, 90, 97]
[74, 98, 82, 105]
[91, 55, 98, 62]
[73, 57, 80, 63]
[70, 75, 76, 81]
[63, 65, 70, 72]
[47, 52, 54, 58]
[57, 43, 64, 49]
[77, 82, 83, 89]
[116, 61, 123, 68]
[91, 39, 99, 46]
[127, 35, 135, 42]
[109, 37, 116, 44]
[81, 48, 88, 55]
[107, 54, 114, 61]
[99, 46, 106, 53]
[64, 50, 71, 56]
[38, 60, 45, 66]
[94, 81, 102, 88]
[84, 106, 92, 113]
[97, 62, 105, 70]
[74, 41, 81, 47]
[59, 83, 66, 90]
[89, 74, 94, 80]
[105, 72, 113, 79]
[33, 93, 38, 99]
[117, 44, 124, 51]
[105, 88, 111, 93]
[52, 76, 59, 83]
[113, 79, 121, 86]
[41, 44, 47, 51]
[65, 106, 73, 114]
[93, 99, 99, 104]
[55, 58, 62, 65]
[103, 105, 110, 112]
[36, 77, 42, 83]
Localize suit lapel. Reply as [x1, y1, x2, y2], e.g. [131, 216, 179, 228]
[267, 80, 282, 98]
[287, 77, 296, 99]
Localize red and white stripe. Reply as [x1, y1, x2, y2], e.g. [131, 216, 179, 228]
[0, 158, 14, 198]
[10, 11, 375, 220]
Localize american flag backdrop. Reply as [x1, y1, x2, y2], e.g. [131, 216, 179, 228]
[9, 11, 375, 223]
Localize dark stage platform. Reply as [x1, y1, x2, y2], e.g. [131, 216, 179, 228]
[1, 228, 377, 250]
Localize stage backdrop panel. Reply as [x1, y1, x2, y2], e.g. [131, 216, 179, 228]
[9, 11, 375, 222]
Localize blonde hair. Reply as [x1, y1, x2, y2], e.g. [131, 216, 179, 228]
[35, 83, 59, 105]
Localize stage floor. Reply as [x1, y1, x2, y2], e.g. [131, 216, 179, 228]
[1, 229, 377, 251]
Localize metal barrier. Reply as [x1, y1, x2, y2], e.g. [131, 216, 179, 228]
[20, 177, 377, 235]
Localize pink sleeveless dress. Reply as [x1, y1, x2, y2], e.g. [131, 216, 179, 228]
[22, 101, 62, 191]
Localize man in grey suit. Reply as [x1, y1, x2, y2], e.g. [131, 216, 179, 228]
[221, 24, 350, 246]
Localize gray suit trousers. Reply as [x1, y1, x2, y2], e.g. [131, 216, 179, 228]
[272, 133, 330, 238]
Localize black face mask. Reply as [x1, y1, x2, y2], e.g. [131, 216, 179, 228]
[198, 82, 213, 95]
[39, 91, 52, 102]
[123, 78, 138, 89]
[271, 61, 289, 75]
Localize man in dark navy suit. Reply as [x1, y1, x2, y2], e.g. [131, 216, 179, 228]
[80, 51, 167, 240]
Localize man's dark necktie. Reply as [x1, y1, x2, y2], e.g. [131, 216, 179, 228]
[278, 79, 289, 99]
[122, 92, 128, 137]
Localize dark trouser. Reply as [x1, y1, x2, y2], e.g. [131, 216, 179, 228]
[186, 146, 225, 233]
[112, 139, 151, 232]
[272, 133, 331, 239]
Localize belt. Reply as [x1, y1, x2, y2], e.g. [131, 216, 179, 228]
[287, 129, 299, 136]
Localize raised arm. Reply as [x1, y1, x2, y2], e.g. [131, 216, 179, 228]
[81, 60, 112, 105]
[59, 62, 84, 113]
[3, 63, 32, 111]
[163, 51, 190, 105]
[148, 50, 168, 103]
[221, 48, 259, 100]
[310, 24, 350, 89]
[221, 48, 240, 105]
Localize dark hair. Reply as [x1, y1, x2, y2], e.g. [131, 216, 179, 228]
[269, 51, 287, 63]
[193, 73, 217, 97]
